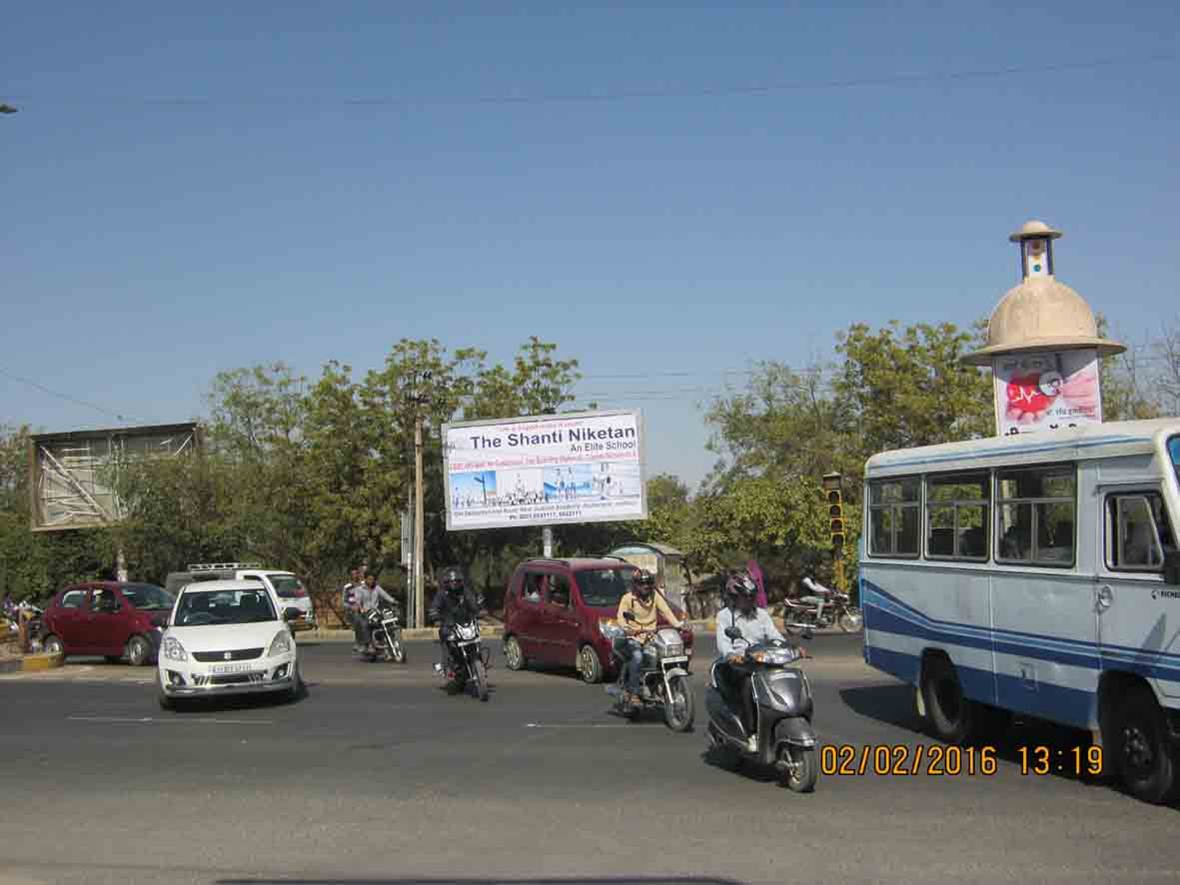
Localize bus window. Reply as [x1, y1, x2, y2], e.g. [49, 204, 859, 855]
[996, 466, 1076, 566]
[869, 477, 920, 557]
[926, 472, 989, 561]
[1107, 493, 1173, 571]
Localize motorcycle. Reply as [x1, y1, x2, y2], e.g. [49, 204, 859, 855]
[603, 612, 695, 732]
[433, 598, 490, 701]
[359, 605, 406, 664]
[705, 621, 818, 793]
[782, 577, 863, 634]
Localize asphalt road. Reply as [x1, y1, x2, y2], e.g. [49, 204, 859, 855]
[1, 633, 1178, 885]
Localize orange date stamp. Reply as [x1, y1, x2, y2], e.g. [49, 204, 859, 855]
[821, 744, 998, 777]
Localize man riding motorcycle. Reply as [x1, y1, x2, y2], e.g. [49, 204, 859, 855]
[616, 569, 684, 709]
[353, 572, 398, 655]
[429, 566, 481, 674]
[715, 571, 793, 753]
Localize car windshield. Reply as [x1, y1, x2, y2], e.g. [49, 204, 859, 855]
[174, 589, 277, 626]
[120, 583, 174, 611]
[576, 568, 637, 607]
[268, 574, 305, 599]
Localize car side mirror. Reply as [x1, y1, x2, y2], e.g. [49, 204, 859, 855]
[283, 607, 302, 622]
[1166, 551, 1180, 586]
[724, 627, 742, 640]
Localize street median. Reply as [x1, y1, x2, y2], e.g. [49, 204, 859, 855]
[0, 652, 64, 674]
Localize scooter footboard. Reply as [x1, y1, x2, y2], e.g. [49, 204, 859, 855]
[705, 686, 744, 738]
[774, 716, 817, 749]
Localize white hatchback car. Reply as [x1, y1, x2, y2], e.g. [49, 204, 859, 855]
[157, 579, 303, 709]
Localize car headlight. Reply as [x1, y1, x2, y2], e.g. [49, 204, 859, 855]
[268, 631, 292, 657]
[162, 636, 188, 662]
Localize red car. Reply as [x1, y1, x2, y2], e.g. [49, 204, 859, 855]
[501, 557, 692, 684]
[42, 582, 174, 666]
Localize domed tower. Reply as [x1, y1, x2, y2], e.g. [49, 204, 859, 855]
[963, 221, 1124, 436]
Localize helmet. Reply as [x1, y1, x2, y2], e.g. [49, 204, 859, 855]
[726, 571, 757, 601]
[632, 569, 656, 595]
[440, 566, 465, 594]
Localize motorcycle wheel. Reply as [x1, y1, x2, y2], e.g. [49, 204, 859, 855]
[391, 640, 406, 664]
[839, 609, 864, 632]
[474, 658, 489, 702]
[781, 746, 818, 793]
[663, 675, 695, 733]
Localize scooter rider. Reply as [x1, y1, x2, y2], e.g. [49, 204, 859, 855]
[354, 571, 397, 654]
[617, 569, 684, 708]
[429, 566, 481, 672]
[715, 571, 793, 753]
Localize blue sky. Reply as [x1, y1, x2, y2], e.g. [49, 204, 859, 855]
[4, 2, 1178, 489]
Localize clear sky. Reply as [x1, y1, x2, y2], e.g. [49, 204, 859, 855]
[4, 2, 1178, 489]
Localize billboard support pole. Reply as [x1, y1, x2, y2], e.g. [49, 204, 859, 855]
[542, 526, 553, 558]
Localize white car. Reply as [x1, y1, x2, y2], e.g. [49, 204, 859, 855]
[157, 579, 303, 709]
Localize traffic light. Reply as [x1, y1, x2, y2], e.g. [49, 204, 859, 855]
[828, 488, 845, 552]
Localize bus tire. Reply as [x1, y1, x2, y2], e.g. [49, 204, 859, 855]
[1111, 683, 1177, 805]
[921, 654, 974, 744]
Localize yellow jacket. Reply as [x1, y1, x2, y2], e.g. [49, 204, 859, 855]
[617, 591, 682, 636]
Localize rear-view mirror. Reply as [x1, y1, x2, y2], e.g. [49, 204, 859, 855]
[623, 611, 636, 622]
[724, 627, 742, 640]
[283, 607, 302, 622]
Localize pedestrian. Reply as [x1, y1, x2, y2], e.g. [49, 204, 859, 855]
[341, 566, 364, 651]
[746, 559, 769, 609]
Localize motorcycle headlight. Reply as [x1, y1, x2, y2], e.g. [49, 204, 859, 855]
[162, 636, 188, 662]
[268, 631, 292, 657]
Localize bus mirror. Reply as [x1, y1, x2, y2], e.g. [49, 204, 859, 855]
[1165, 551, 1180, 586]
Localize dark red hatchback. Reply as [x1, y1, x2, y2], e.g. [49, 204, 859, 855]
[501, 557, 692, 684]
[42, 582, 173, 666]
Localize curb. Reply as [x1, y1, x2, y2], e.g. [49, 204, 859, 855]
[0, 653, 64, 673]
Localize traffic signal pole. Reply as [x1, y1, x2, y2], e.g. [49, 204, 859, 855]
[822, 471, 847, 594]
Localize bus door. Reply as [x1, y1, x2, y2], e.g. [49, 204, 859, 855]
[1097, 487, 1180, 699]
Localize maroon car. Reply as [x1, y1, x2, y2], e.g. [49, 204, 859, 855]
[42, 582, 173, 666]
[500, 557, 692, 684]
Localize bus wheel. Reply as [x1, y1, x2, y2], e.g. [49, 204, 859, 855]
[921, 655, 974, 744]
[1112, 684, 1177, 805]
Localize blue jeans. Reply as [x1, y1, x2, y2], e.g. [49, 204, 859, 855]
[621, 638, 644, 693]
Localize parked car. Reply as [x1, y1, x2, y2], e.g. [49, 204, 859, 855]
[157, 579, 303, 710]
[164, 563, 317, 632]
[501, 557, 693, 684]
[41, 582, 174, 665]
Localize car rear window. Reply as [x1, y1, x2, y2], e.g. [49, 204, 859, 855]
[576, 567, 637, 607]
[268, 574, 306, 599]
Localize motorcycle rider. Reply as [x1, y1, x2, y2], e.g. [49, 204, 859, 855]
[341, 567, 364, 652]
[353, 571, 397, 655]
[616, 569, 685, 709]
[715, 571, 794, 753]
[429, 566, 481, 674]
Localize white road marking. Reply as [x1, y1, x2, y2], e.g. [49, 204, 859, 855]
[68, 715, 274, 725]
[524, 722, 630, 729]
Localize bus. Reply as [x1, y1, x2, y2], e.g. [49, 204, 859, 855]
[860, 418, 1180, 803]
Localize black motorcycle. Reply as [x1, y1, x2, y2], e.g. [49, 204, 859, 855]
[705, 624, 818, 793]
[360, 605, 406, 664]
[434, 597, 490, 701]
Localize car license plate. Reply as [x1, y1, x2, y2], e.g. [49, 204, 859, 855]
[209, 662, 253, 674]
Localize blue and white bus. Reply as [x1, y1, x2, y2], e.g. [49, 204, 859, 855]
[860, 418, 1180, 803]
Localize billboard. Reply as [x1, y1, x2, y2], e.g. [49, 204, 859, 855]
[442, 410, 646, 531]
[992, 349, 1102, 437]
[30, 423, 200, 531]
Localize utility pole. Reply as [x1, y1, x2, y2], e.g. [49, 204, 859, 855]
[414, 412, 425, 628]
[409, 370, 432, 629]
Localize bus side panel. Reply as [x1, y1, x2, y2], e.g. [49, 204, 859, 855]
[861, 564, 994, 704]
[990, 572, 1099, 730]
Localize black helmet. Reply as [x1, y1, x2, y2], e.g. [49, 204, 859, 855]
[726, 571, 757, 601]
[440, 566, 465, 594]
[632, 569, 656, 594]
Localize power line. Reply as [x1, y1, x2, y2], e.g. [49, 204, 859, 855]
[0, 366, 141, 423]
[10, 53, 1174, 109]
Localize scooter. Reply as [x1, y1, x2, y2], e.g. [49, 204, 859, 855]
[603, 612, 695, 732]
[782, 577, 863, 634]
[704, 620, 818, 793]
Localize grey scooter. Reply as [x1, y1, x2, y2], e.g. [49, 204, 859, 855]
[704, 623, 819, 793]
